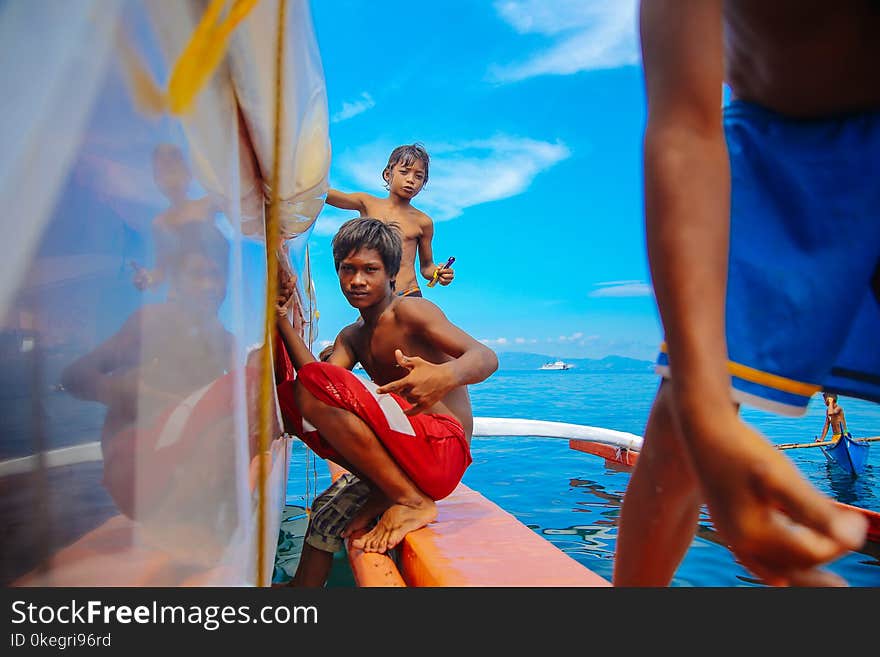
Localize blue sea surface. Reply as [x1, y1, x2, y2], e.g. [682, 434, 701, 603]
[287, 369, 880, 587]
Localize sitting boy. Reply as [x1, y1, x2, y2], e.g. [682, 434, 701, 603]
[275, 217, 497, 586]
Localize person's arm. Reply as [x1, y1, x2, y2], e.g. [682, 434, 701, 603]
[642, 0, 732, 439]
[840, 408, 848, 435]
[818, 415, 831, 442]
[375, 300, 497, 414]
[325, 329, 358, 370]
[417, 217, 454, 286]
[325, 189, 369, 214]
[275, 307, 317, 370]
[61, 312, 142, 407]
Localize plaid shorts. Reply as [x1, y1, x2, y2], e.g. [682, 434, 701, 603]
[305, 473, 372, 553]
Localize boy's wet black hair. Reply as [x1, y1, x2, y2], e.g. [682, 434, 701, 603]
[382, 143, 430, 189]
[823, 392, 839, 402]
[332, 217, 402, 285]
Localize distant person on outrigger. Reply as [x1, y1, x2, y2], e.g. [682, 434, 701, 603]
[614, 0, 876, 588]
[275, 217, 497, 586]
[324, 143, 455, 298]
[817, 393, 849, 443]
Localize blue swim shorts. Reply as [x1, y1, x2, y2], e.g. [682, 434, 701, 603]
[657, 100, 880, 416]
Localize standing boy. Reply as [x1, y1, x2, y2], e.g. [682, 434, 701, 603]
[615, 0, 875, 587]
[325, 143, 454, 297]
[818, 393, 849, 443]
[276, 217, 496, 585]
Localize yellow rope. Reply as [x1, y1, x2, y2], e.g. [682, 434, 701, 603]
[116, 0, 258, 116]
[304, 244, 318, 515]
[256, 0, 286, 588]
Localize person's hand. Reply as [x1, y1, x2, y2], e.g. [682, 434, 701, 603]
[375, 349, 456, 415]
[437, 266, 454, 286]
[132, 267, 154, 291]
[275, 294, 291, 322]
[687, 415, 867, 586]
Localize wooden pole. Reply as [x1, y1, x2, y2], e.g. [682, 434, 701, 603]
[776, 436, 880, 450]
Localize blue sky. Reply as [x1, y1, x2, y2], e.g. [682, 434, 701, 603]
[306, 0, 659, 361]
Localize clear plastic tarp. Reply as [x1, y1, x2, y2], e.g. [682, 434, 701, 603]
[0, 0, 329, 586]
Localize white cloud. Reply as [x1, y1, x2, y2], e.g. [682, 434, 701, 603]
[589, 280, 653, 298]
[480, 337, 509, 347]
[331, 92, 376, 123]
[490, 0, 639, 83]
[338, 135, 570, 220]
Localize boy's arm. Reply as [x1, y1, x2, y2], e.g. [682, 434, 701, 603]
[325, 189, 369, 214]
[818, 416, 830, 441]
[325, 328, 358, 370]
[640, 0, 865, 585]
[61, 312, 141, 405]
[276, 312, 317, 370]
[375, 300, 497, 414]
[642, 0, 732, 437]
[417, 217, 454, 286]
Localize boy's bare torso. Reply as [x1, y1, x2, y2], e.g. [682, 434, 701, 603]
[360, 196, 429, 292]
[340, 298, 474, 440]
[826, 405, 846, 434]
[724, 0, 880, 116]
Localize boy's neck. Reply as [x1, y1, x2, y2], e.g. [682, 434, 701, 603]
[358, 291, 394, 326]
[386, 191, 413, 208]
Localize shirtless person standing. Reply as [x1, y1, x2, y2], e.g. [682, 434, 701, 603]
[325, 143, 454, 298]
[133, 143, 219, 293]
[818, 393, 849, 443]
[276, 217, 496, 586]
[614, 0, 877, 587]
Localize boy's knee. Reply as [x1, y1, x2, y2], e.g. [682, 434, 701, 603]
[293, 377, 319, 413]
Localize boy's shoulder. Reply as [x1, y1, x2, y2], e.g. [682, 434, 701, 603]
[390, 295, 442, 324]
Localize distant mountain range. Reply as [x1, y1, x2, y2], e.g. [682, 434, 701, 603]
[497, 352, 655, 373]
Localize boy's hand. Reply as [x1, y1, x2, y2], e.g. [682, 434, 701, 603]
[132, 266, 154, 291]
[376, 349, 456, 415]
[275, 294, 291, 321]
[688, 414, 867, 586]
[436, 266, 454, 286]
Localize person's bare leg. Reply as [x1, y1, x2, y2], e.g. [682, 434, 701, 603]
[614, 380, 702, 586]
[342, 489, 391, 538]
[294, 383, 436, 553]
[289, 543, 333, 587]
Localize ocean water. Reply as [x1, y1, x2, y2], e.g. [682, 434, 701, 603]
[287, 369, 880, 587]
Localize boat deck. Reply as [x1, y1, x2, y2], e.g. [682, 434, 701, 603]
[330, 463, 609, 587]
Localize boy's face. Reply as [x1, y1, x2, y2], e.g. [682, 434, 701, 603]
[385, 159, 426, 199]
[337, 247, 393, 309]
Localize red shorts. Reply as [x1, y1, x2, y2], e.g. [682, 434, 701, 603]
[277, 362, 471, 500]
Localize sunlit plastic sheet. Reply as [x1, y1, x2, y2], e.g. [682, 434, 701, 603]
[0, 0, 329, 586]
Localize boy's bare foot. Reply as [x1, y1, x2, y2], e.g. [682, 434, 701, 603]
[350, 500, 437, 553]
[342, 490, 390, 539]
